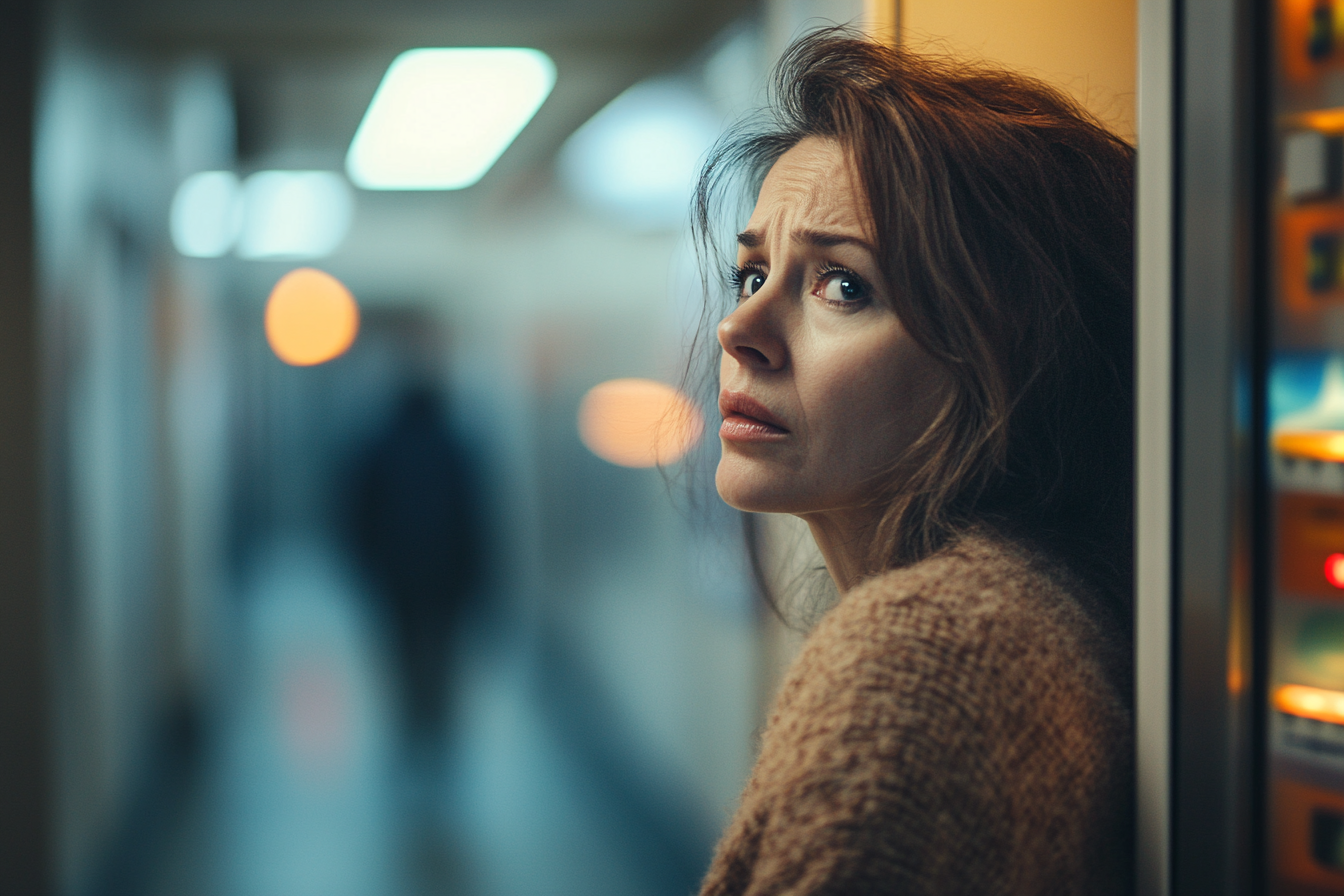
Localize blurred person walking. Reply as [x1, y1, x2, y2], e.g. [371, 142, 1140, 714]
[347, 383, 484, 782]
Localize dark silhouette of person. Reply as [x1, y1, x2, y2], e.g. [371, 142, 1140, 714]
[348, 383, 484, 755]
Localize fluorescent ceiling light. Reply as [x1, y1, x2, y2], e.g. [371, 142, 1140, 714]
[237, 171, 353, 260]
[346, 48, 556, 191]
[558, 79, 720, 230]
[170, 170, 242, 257]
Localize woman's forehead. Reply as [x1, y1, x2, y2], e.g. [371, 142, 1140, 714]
[746, 137, 871, 242]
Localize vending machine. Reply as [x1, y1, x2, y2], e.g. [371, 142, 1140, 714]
[1143, 0, 1344, 892]
[1264, 2, 1344, 892]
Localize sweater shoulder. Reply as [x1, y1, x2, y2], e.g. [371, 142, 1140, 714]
[836, 532, 1094, 639]
[701, 532, 1134, 896]
[847, 531, 1091, 632]
[775, 531, 1130, 731]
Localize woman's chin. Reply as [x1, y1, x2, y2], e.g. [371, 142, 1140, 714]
[715, 460, 798, 513]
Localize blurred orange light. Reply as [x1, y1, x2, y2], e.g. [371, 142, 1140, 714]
[265, 268, 359, 366]
[1274, 430, 1344, 463]
[1290, 108, 1344, 133]
[1276, 683, 1344, 726]
[578, 378, 704, 468]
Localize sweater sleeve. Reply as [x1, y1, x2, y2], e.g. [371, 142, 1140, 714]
[698, 545, 1132, 896]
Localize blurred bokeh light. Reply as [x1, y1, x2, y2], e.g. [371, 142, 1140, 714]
[239, 171, 354, 259]
[170, 170, 243, 257]
[578, 378, 705, 467]
[265, 268, 361, 366]
[558, 79, 721, 229]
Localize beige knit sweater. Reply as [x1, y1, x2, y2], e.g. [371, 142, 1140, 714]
[699, 531, 1132, 896]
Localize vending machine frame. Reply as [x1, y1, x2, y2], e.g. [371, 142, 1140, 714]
[1136, 0, 1270, 893]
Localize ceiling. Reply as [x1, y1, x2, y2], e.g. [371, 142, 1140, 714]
[45, 0, 766, 329]
[76, 0, 758, 201]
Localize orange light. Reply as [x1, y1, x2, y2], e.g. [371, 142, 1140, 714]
[264, 268, 359, 366]
[1274, 429, 1344, 462]
[1276, 683, 1344, 725]
[1288, 108, 1344, 133]
[578, 378, 704, 468]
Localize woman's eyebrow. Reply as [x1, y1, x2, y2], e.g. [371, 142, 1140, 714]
[793, 228, 874, 252]
[736, 228, 874, 252]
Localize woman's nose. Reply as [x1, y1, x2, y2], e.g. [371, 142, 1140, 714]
[718, 297, 786, 371]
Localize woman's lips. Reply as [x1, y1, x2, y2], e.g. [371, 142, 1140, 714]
[719, 391, 789, 443]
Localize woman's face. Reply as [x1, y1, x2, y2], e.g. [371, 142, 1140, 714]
[716, 136, 952, 519]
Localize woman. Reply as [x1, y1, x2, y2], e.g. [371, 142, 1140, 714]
[695, 32, 1134, 896]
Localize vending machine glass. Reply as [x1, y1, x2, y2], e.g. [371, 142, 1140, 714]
[1267, 2, 1344, 891]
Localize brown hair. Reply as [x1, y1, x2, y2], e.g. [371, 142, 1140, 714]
[694, 31, 1134, 611]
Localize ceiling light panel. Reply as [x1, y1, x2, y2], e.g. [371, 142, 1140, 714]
[346, 48, 556, 191]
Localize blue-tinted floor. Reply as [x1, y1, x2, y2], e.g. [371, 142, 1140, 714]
[143, 536, 711, 896]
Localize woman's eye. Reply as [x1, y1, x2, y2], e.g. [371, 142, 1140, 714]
[735, 268, 767, 299]
[817, 270, 869, 303]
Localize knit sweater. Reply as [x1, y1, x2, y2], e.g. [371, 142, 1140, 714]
[699, 531, 1133, 896]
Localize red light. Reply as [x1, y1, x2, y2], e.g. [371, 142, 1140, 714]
[1326, 553, 1344, 589]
